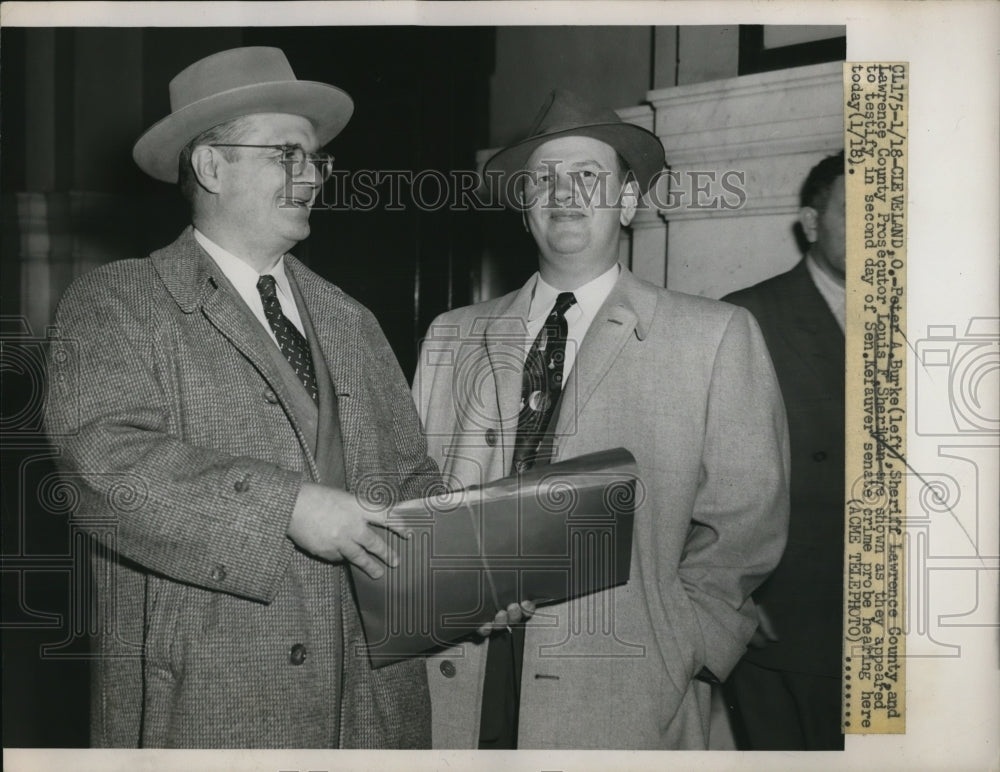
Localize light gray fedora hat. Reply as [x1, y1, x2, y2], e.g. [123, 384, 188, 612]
[133, 46, 354, 183]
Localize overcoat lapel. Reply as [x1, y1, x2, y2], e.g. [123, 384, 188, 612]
[151, 228, 321, 481]
[482, 280, 535, 473]
[285, 258, 368, 488]
[553, 268, 656, 443]
[287, 272, 347, 490]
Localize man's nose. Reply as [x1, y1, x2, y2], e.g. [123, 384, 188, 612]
[287, 161, 321, 202]
[291, 159, 322, 187]
[552, 171, 575, 204]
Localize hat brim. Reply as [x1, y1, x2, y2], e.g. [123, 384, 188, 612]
[133, 80, 354, 183]
[483, 122, 665, 210]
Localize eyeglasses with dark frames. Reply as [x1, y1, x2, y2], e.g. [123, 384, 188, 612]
[208, 143, 336, 182]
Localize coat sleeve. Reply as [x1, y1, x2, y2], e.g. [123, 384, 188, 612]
[44, 271, 301, 604]
[679, 306, 790, 680]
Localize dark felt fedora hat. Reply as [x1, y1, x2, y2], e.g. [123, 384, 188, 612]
[484, 88, 665, 209]
[133, 47, 354, 183]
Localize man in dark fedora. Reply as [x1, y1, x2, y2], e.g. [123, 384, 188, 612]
[44, 46, 435, 748]
[413, 89, 790, 748]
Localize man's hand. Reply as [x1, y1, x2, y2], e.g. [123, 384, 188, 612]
[287, 482, 401, 579]
[476, 600, 537, 637]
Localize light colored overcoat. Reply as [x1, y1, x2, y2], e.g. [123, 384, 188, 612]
[413, 266, 790, 749]
[45, 227, 435, 748]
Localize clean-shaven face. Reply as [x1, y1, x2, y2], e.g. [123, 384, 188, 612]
[214, 112, 321, 262]
[522, 135, 631, 285]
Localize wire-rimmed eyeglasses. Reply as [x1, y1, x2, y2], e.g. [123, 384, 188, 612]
[209, 143, 336, 182]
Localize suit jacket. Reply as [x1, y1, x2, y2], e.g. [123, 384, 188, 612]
[44, 227, 436, 748]
[724, 259, 845, 677]
[413, 266, 790, 749]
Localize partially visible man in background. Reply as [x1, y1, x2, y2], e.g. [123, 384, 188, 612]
[44, 46, 435, 748]
[723, 151, 846, 750]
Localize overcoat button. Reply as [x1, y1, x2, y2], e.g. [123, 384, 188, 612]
[813, 451, 828, 462]
[485, 428, 497, 446]
[234, 475, 251, 492]
[289, 643, 308, 666]
[210, 564, 227, 582]
[440, 660, 456, 678]
[264, 389, 279, 404]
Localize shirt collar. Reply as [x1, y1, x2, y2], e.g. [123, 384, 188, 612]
[193, 227, 293, 298]
[527, 263, 621, 322]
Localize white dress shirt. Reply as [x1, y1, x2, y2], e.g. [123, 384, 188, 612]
[525, 263, 621, 378]
[805, 253, 846, 333]
[194, 228, 306, 346]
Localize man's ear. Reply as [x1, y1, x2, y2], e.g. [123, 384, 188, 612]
[190, 146, 223, 194]
[619, 180, 639, 227]
[517, 179, 534, 232]
[799, 206, 819, 244]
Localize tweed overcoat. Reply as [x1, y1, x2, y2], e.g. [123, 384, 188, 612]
[413, 267, 790, 749]
[724, 259, 845, 678]
[44, 227, 436, 748]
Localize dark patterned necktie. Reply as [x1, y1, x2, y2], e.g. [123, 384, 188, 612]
[256, 274, 318, 404]
[510, 291, 577, 474]
[480, 289, 577, 751]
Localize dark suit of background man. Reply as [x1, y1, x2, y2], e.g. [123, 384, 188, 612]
[723, 151, 846, 750]
[43, 46, 436, 748]
[415, 89, 790, 749]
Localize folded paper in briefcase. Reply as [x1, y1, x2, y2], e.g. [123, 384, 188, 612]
[350, 447, 638, 667]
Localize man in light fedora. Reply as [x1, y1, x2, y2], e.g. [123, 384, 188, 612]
[44, 46, 435, 748]
[413, 89, 790, 749]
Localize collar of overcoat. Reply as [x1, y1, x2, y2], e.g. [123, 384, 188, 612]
[150, 226, 369, 486]
[482, 266, 657, 469]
